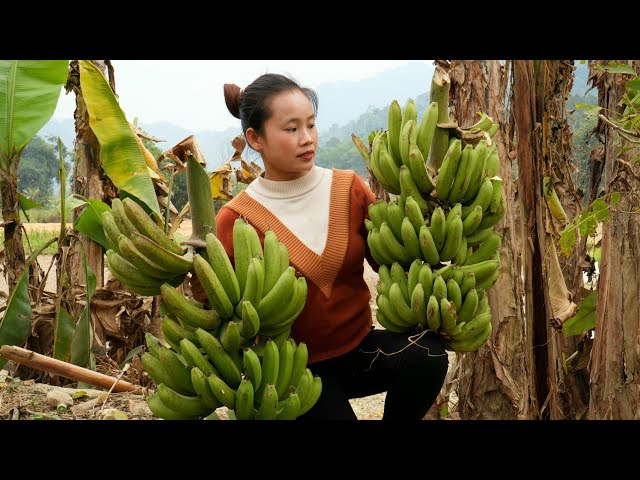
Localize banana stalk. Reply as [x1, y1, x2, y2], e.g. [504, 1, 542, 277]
[429, 65, 451, 170]
[187, 154, 217, 245]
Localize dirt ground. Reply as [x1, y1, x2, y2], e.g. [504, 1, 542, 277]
[1, 220, 457, 420]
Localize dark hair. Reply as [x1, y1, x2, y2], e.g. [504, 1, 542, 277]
[223, 73, 318, 139]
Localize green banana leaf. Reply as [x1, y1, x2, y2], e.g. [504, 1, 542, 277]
[18, 193, 43, 211]
[70, 251, 96, 366]
[0, 60, 69, 168]
[78, 60, 160, 217]
[0, 237, 57, 370]
[562, 290, 597, 337]
[53, 306, 75, 361]
[68, 194, 113, 250]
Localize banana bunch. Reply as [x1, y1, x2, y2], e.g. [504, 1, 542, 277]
[103, 198, 193, 296]
[176, 219, 307, 342]
[365, 195, 503, 270]
[142, 329, 321, 420]
[353, 97, 508, 354]
[375, 260, 496, 352]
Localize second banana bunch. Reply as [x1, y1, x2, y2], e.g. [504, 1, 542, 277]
[102, 200, 320, 419]
[353, 97, 505, 354]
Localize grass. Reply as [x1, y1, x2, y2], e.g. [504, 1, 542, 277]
[0, 229, 60, 256]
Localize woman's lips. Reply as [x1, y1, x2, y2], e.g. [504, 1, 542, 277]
[299, 152, 315, 160]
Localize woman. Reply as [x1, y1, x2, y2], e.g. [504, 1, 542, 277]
[198, 73, 448, 420]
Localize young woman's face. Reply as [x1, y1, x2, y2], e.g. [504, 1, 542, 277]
[247, 89, 318, 181]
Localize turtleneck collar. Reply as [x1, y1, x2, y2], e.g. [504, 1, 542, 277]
[249, 165, 327, 199]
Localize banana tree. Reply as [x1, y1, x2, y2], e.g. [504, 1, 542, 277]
[445, 60, 532, 420]
[0, 60, 69, 292]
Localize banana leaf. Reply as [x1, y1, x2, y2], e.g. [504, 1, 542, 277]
[67, 194, 113, 250]
[562, 291, 597, 337]
[78, 60, 160, 217]
[70, 252, 96, 366]
[0, 238, 57, 369]
[0, 60, 69, 168]
[18, 193, 43, 211]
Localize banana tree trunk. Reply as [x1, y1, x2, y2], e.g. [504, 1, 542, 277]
[0, 163, 26, 292]
[64, 60, 118, 350]
[588, 60, 640, 419]
[513, 60, 556, 419]
[446, 60, 531, 419]
[539, 60, 590, 419]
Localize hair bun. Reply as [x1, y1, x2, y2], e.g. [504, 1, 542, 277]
[223, 83, 243, 119]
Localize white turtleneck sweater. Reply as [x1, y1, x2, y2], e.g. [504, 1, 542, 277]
[244, 166, 333, 255]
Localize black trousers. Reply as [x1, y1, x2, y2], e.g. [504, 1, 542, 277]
[298, 327, 449, 420]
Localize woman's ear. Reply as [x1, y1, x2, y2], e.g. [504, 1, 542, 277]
[245, 128, 262, 152]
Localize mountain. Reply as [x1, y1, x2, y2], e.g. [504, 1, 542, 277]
[314, 61, 434, 132]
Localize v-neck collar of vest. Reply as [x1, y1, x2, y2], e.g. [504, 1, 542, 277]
[225, 168, 354, 299]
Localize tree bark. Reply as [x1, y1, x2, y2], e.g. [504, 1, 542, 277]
[0, 161, 26, 293]
[65, 60, 118, 350]
[513, 60, 557, 419]
[447, 60, 532, 419]
[588, 60, 640, 419]
[541, 60, 590, 419]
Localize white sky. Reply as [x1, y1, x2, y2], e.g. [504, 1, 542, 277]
[53, 60, 433, 132]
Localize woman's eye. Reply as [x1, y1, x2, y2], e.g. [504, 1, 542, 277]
[308, 124, 315, 129]
[287, 127, 296, 132]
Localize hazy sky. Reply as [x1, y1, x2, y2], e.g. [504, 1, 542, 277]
[53, 60, 433, 132]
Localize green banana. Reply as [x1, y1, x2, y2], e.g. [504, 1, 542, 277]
[411, 283, 428, 328]
[367, 229, 394, 267]
[298, 375, 322, 416]
[236, 257, 265, 316]
[385, 201, 405, 242]
[439, 216, 463, 262]
[416, 101, 439, 161]
[404, 196, 426, 234]
[448, 144, 473, 203]
[399, 119, 418, 168]
[488, 123, 500, 138]
[157, 348, 196, 395]
[142, 352, 189, 396]
[435, 138, 462, 202]
[387, 100, 403, 165]
[219, 320, 243, 370]
[161, 315, 198, 346]
[371, 131, 400, 194]
[180, 338, 218, 376]
[122, 198, 184, 255]
[256, 266, 296, 320]
[401, 217, 422, 259]
[466, 227, 494, 247]
[406, 259, 423, 301]
[157, 383, 211, 418]
[426, 295, 441, 331]
[429, 207, 447, 252]
[352, 133, 372, 170]
[401, 98, 418, 138]
[464, 233, 501, 265]
[277, 242, 289, 275]
[462, 178, 494, 218]
[388, 283, 418, 327]
[275, 339, 295, 399]
[195, 328, 242, 388]
[408, 145, 435, 196]
[111, 198, 137, 238]
[160, 284, 220, 330]
[476, 267, 500, 291]
[243, 347, 262, 392]
[447, 278, 462, 312]
[462, 142, 490, 204]
[432, 275, 448, 301]
[453, 235, 468, 265]
[489, 177, 504, 213]
[190, 367, 222, 410]
[193, 254, 234, 319]
[390, 262, 410, 304]
[256, 339, 279, 402]
[206, 233, 240, 306]
[399, 164, 429, 215]
[459, 260, 500, 284]
[101, 210, 122, 254]
[451, 312, 492, 342]
[458, 288, 479, 324]
[379, 222, 412, 266]
[375, 307, 410, 333]
[440, 298, 458, 335]
[418, 225, 440, 266]
[418, 264, 434, 299]
[244, 221, 264, 262]
[448, 322, 492, 353]
[368, 201, 387, 231]
[462, 205, 483, 236]
[117, 234, 178, 279]
[233, 218, 252, 298]
[130, 232, 193, 275]
[486, 148, 501, 178]
[262, 230, 282, 295]
[434, 264, 455, 281]
[378, 148, 402, 193]
[256, 383, 278, 420]
[477, 196, 506, 230]
[289, 341, 308, 391]
[234, 378, 256, 420]
[459, 273, 476, 298]
[239, 300, 260, 339]
[276, 389, 301, 420]
[207, 373, 237, 409]
[146, 393, 199, 420]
